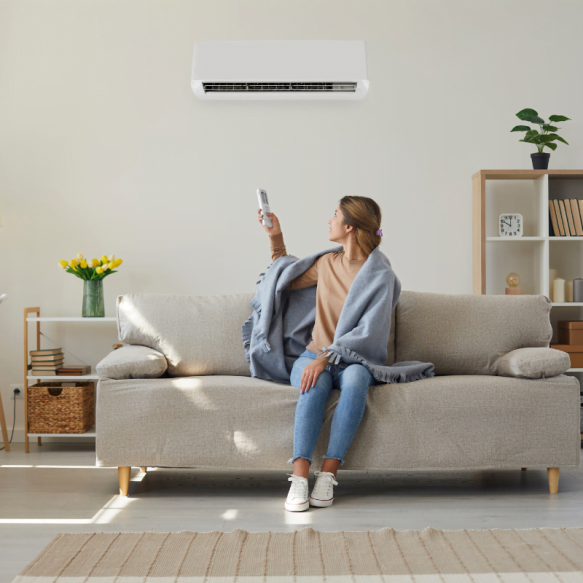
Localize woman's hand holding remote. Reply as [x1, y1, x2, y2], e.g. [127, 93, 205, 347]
[257, 208, 282, 237]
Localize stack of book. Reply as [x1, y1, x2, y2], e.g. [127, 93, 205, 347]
[58, 365, 91, 376]
[30, 348, 64, 376]
[549, 199, 583, 236]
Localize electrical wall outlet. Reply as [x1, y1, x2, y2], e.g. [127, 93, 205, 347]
[10, 383, 24, 399]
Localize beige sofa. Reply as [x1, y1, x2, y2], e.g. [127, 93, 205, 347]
[95, 291, 580, 496]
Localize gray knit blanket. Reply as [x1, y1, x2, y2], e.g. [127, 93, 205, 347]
[241, 244, 435, 385]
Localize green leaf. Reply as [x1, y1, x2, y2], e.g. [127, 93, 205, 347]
[538, 135, 555, 143]
[523, 115, 545, 125]
[545, 142, 557, 151]
[511, 125, 531, 132]
[548, 134, 569, 145]
[516, 108, 538, 120]
[542, 125, 558, 132]
[525, 130, 539, 137]
[549, 115, 571, 122]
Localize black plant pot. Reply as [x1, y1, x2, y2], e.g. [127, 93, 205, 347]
[531, 152, 550, 170]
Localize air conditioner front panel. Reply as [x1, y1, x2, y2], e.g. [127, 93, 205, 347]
[191, 41, 369, 100]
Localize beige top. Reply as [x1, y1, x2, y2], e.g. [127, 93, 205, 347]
[270, 232, 366, 365]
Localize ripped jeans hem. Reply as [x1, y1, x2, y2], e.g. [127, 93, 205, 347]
[288, 455, 345, 465]
[288, 455, 312, 465]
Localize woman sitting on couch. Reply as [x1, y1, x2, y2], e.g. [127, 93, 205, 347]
[257, 196, 383, 512]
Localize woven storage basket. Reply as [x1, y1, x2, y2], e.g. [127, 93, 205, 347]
[28, 382, 95, 433]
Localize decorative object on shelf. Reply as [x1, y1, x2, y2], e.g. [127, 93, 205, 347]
[58, 253, 123, 317]
[499, 214, 523, 237]
[549, 269, 557, 301]
[27, 381, 95, 434]
[573, 278, 583, 302]
[510, 108, 571, 170]
[558, 321, 583, 345]
[567, 280, 574, 302]
[505, 272, 522, 295]
[57, 365, 91, 376]
[553, 278, 566, 303]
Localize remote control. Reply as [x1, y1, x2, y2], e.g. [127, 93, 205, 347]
[257, 189, 273, 228]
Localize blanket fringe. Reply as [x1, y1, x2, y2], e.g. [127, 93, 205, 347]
[330, 345, 435, 384]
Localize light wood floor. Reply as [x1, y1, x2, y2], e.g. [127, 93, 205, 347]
[1, 442, 582, 583]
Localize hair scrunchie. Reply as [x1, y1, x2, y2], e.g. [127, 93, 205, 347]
[376, 228, 383, 236]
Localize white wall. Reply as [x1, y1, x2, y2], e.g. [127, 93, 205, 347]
[1, 0, 582, 440]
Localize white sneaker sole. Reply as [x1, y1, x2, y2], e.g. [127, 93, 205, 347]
[285, 500, 309, 512]
[309, 496, 333, 507]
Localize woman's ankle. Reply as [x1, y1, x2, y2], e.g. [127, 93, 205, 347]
[293, 457, 310, 479]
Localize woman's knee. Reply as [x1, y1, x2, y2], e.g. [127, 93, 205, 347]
[342, 364, 373, 388]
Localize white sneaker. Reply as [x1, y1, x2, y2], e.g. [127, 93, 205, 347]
[285, 474, 309, 512]
[309, 471, 338, 507]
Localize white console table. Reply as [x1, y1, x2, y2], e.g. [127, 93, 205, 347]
[23, 308, 116, 452]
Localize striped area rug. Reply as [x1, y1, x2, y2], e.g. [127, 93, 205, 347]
[13, 527, 583, 582]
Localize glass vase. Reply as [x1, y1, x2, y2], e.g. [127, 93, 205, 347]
[82, 280, 105, 317]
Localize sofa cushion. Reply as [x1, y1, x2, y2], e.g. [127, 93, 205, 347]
[386, 309, 396, 366]
[96, 345, 168, 380]
[496, 347, 570, 379]
[395, 291, 553, 375]
[117, 292, 255, 377]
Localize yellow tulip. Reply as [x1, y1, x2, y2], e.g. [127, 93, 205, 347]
[92, 258, 100, 266]
[69, 259, 77, 268]
[115, 258, 123, 267]
[59, 260, 68, 268]
[101, 255, 108, 264]
[96, 267, 103, 274]
[80, 260, 88, 269]
[108, 262, 114, 270]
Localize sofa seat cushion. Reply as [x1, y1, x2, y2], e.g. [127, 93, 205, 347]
[497, 347, 571, 379]
[116, 292, 255, 377]
[96, 373, 580, 471]
[396, 291, 553, 375]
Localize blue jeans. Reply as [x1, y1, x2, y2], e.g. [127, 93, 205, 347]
[290, 349, 374, 465]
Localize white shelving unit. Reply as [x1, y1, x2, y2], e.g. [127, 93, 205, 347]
[23, 310, 117, 451]
[473, 170, 583, 397]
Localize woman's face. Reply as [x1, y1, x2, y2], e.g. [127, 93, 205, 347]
[328, 205, 351, 243]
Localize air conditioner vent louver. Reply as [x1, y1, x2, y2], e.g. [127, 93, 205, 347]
[203, 82, 357, 93]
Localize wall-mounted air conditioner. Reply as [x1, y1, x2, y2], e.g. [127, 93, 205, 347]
[191, 41, 369, 100]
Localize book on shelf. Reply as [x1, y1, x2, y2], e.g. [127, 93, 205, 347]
[31, 370, 59, 376]
[552, 200, 565, 235]
[57, 366, 91, 376]
[31, 352, 64, 362]
[31, 362, 65, 371]
[549, 199, 583, 236]
[29, 348, 62, 356]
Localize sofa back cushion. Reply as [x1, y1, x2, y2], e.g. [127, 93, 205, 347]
[117, 292, 255, 377]
[395, 291, 552, 375]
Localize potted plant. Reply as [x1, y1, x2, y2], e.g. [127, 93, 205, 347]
[58, 253, 123, 317]
[511, 108, 571, 169]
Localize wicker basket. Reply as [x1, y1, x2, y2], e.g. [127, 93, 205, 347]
[28, 382, 95, 433]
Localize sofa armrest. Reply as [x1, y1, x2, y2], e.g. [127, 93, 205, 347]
[96, 345, 168, 380]
[496, 347, 570, 379]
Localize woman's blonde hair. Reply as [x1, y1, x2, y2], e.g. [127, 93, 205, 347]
[338, 195, 382, 256]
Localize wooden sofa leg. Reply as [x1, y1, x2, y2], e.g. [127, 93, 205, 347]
[547, 467, 559, 494]
[140, 467, 147, 473]
[521, 468, 528, 471]
[118, 467, 131, 496]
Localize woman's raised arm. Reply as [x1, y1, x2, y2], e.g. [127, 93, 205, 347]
[257, 210, 319, 289]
